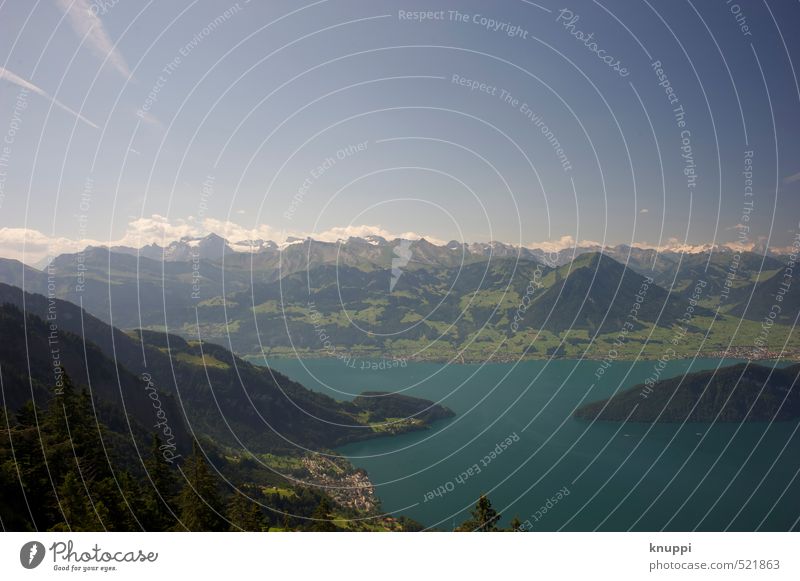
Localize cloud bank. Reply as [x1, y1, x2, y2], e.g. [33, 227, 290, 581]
[0, 216, 444, 264]
[0, 216, 791, 266]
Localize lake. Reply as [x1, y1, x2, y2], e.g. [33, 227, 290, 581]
[267, 357, 800, 531]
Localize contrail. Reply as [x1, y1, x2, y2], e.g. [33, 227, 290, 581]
[55, 0, 132, 79]
[0, 67, 99, 129]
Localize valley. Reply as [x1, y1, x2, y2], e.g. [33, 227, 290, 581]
[2, 235, 799, 531]
[2, 235, 797, 364]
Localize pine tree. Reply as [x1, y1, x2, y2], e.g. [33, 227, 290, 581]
[111, 470, 149, 531]
[51, 471, 105, 531]
[310, 497, 337, 532]
[44, 374, 76, 442]
[15, 398, 61, 527]
[509, 515, 522, 531]
[142, 435, 180, 531]
[457, 494, 501, 532]
[176, 441, 225, 531]
[0, 405, 34, 530]
[226, 489, 265, 531]
[14, 400, 38, 429]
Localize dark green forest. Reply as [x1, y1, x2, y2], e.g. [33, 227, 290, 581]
[0, 373, 365, 532]
[0, 296, 450, 532]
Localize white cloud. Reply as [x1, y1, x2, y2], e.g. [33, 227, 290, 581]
[651, 238, 714, 253]
[524, 235, 601, 253]
[724, 223, 748, 232]
[639, 208, 649, 214]
[783, 171, 800, 184]
[119, 214, 198, 246]
[0, 216, 786, 266]
[0, 227, 93, 262]
[199, 218, 282, 243]
[0, 66, 98, 128]
[770, 242, 799, 255]
[630, 237, 755, 254]
[136, 109, 164, 131]
[0, 216, 445, 264]
[308, 225, 445, 245]
[0, 215, 199, 263]
[56, 0, 132, 79]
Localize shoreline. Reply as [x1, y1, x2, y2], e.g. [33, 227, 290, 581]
[246, 352, 796, 366]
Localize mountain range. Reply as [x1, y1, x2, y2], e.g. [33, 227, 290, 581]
[1, 231, 797, 531]
[102, 233, 790, 267]
[0, 234, 797, 362]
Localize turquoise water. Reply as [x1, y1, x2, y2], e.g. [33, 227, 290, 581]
[267, 358, 800, 531]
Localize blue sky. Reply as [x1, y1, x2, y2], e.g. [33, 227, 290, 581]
[1, 0, 799, 262]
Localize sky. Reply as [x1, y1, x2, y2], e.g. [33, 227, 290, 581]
[1, 0, 799, 263]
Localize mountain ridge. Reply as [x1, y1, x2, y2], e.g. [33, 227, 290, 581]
[574, 362, 800, 422]
[0, 283, 454, 453]
[21, 232, 789, 270]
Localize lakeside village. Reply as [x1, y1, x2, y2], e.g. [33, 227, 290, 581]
[302, 455, 379, 514]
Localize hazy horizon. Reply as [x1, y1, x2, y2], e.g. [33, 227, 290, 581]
[2, 0, 799, 267]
